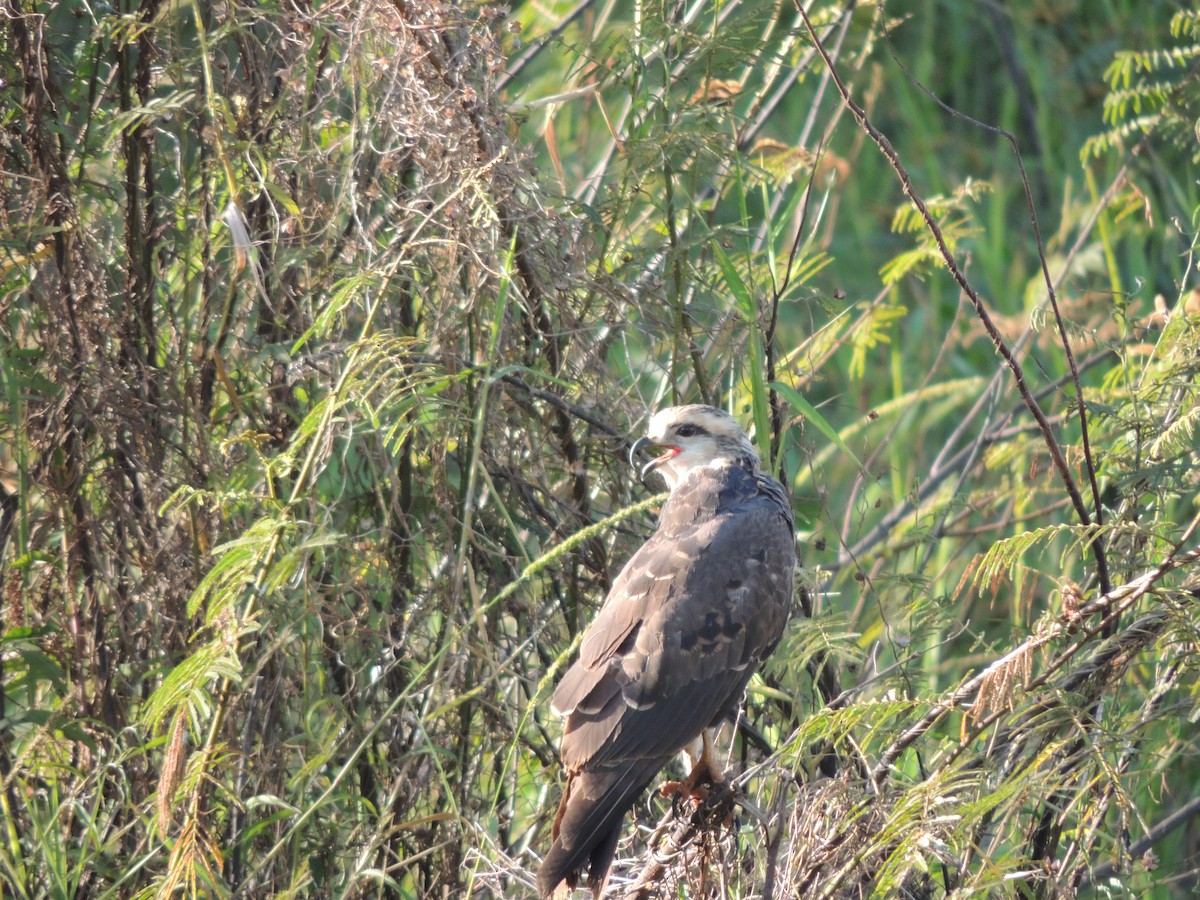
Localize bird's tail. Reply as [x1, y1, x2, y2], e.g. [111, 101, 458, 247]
[537, 759, 661, 899]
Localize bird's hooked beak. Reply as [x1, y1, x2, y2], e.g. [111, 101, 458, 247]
[629, 436, 678, 483]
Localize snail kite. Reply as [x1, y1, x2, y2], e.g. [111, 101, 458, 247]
[538, 405, 795, 898]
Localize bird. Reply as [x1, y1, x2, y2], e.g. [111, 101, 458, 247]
[537, 404, 796, 899]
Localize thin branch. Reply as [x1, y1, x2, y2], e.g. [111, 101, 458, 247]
[1080, 795, 1200, 888]
[831, 350, 1113, 572]
[794, 0, 1112, 605]
[497, 0, 600, 93]
[883, 39, 1112, 605]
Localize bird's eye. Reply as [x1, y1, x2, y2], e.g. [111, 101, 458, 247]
[675, 423, 702, 438]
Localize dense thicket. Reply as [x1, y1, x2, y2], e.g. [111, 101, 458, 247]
[2, 1, 1199, 897]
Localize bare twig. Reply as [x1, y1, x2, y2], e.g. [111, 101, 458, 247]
[1079, 795, 1200, 888]
[831, 349, 1113, 573]
[622, 781, 740, 899]
[497, 0, 599, 92]
[882, 39, 1112, 607]
[793, 1, 1111, 603]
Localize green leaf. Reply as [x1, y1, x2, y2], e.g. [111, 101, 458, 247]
[769, 380, 863, 470]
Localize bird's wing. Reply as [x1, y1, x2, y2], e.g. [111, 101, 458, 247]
[551, 466, 795, 771]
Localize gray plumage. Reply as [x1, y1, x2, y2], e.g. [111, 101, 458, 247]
[538, 405, 795, 899]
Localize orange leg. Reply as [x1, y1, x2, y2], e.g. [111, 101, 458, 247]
[660, 730, 725, 801]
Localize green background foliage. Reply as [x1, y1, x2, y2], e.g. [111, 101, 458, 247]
[2, 0, 1199, 896]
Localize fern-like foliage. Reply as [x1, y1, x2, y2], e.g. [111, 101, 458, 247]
[1083, 10, 1200, 160]
[881, 178, 990, 284]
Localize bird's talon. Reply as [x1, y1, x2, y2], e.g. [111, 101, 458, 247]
[658, 779, 686, 799]
[659, 772, 715, 808]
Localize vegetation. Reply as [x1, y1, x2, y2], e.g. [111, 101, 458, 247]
[2, 0, 1199, 896]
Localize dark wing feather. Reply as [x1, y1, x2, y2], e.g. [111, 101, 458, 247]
[536, 756, 663, 900]
[556, 465, 794, 764]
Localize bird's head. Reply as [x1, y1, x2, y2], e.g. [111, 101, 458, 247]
[629, 405, 759, 489]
